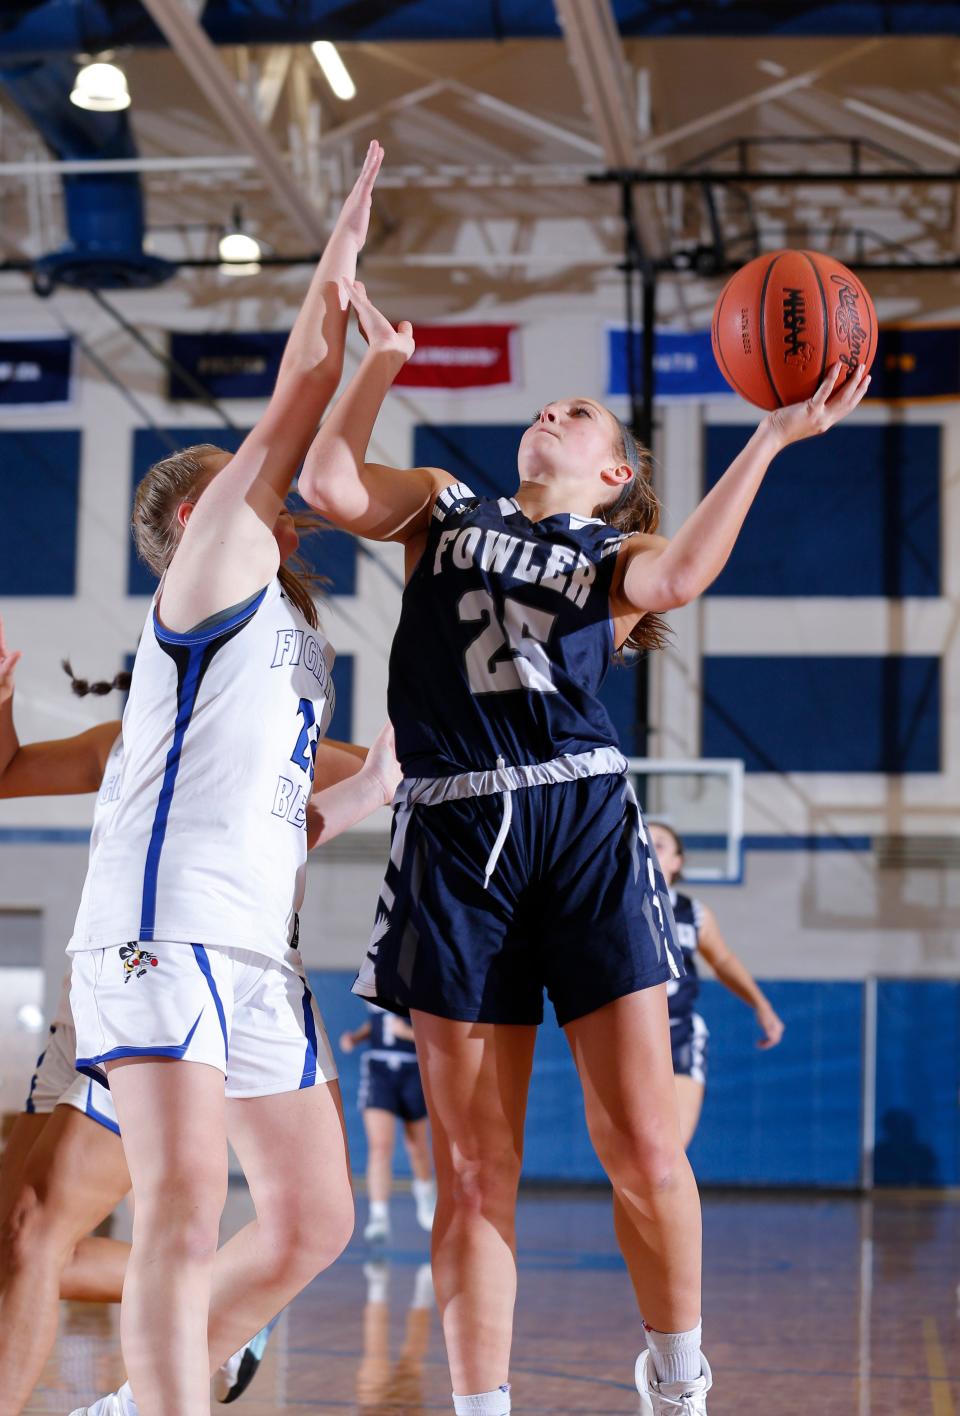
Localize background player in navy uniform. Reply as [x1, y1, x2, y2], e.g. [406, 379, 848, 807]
[0, 616, 397, 1414]
[340, 1003, 436, 1243]
[299, 278, 869, 1416]
[648, 823, 785, 1150]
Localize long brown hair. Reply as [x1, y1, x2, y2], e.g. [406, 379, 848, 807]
[599, 420, 670, 657]
[131, 443, 323, 628]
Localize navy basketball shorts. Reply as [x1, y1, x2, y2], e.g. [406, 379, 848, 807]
[359, 1054, 428, 1122]
[670, 1012, 709, 1085]
[355, 771, 684, 1027]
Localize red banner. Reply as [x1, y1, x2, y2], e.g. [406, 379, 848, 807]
[394, 324, 516, 389]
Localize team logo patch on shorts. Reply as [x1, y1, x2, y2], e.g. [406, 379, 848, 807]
[119, 945, 159, 982]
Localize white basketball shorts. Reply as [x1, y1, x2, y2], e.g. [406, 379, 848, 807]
[71, 941, 337, 1099]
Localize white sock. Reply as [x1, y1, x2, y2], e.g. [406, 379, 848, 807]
[369, 1200, 389, 1223]
[452, 1384, 511, 1415]
[412, 1177, 435, 1202]
[644, 1320, 703, 1386]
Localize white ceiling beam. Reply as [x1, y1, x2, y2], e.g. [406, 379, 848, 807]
[255, 46, 294, 127]
[842, 97, 960, 161]
[552, 0, 664, 261]
[137, 0, 326, 245]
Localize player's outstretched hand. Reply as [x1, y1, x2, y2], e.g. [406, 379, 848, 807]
[333, 139, 384, 259]
[763, 360, 870, 449]
[363, 721, 402, 806]
[0, 615, 23, 708]
[342, 277, 415, 363]
[339, 1030, 356, 1054]
[756, 1002, 785, 1050]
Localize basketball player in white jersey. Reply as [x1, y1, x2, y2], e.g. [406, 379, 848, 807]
[0, 616, 397, 1414]
[58, 142, 389, 1416]
[648, 823, 784, 1149]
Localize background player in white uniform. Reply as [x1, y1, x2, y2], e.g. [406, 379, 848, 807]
[0, 618, 395, 1414]
[340, 1002, 436, 1243]
[648, 823, 785, 1149]
[298, 278, 869, 1416]
[66, 144, 389, 1416]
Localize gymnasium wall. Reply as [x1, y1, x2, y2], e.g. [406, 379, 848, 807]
[0, 273, 957, 1184]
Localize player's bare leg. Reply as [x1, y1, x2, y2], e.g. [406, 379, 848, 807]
[0, 1106, 129, 1416]
[411, 1012, 536, 1400]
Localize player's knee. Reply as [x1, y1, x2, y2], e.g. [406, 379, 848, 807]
[590, 1116, 682, 1196]
[133, 1175, 225, 1262]
[442, 1138, 522, 1215]
[0, 1182, 71, 1273]
[261, 1187, 355, 1282]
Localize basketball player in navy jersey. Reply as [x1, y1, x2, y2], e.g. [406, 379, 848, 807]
[298, 278, 869, 1416]
[340, 1003, 436, 1243]
[648, 823, 784, 1149]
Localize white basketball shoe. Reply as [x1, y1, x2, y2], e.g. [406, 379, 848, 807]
[635, 1350, 713, 1414]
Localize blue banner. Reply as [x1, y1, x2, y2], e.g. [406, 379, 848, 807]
[607, 328, 731, 400]
[866, 326, 960, 401]
[168, 331, 287, 401]
[0, 337, 72, 405]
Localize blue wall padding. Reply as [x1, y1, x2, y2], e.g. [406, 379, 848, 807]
[874, 981, 960, 1186]
[127, 428, 356, 596]
[702, 654, 941, 773]
[309, 973, 864, 1188]
[413, 424, 525, 500]
[686, 981, 863, 1187]
[0, 430, 80, 595]
[704, 424, 940, 597]
[327, 652, 353, 744]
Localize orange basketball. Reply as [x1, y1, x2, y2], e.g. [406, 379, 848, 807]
[711, 249, 878, 410]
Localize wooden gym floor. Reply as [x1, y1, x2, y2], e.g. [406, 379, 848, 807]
[26, 1185, 960, 1415]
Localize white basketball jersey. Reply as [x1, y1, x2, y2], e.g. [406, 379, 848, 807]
[69, 579, 335, 966]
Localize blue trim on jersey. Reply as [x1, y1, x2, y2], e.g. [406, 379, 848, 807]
[139, 644, 206, 941]
[84, 1079, 121, 1136]
[152, 587, 268, 647]
[192, 944, 229, 1060]
[299, 982, 319, 1089]
[75, 1008, 204, 1071]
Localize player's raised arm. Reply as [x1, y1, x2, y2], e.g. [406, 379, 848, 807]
[160, 143, 384, 629]
[299, 279, 455, 543]
[615, 361, 870, 616]
[0, 616, 119, 798]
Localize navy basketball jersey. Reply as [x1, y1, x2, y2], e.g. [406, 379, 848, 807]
[667, 890, 702, 1022]
[365, 1003, 417, 1058]
[389, 485, 630, 776]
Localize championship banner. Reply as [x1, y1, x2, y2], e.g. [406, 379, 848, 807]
[0, 337, 72, 405]
[393, 324, 516, 390]
[865, 326, 960, 401]
[168, 331, 286, 400]
[607, 328, 731, 400]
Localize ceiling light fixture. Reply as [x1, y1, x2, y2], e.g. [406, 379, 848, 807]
[70, 58, 131, 112]
[310, 40, 356, 101]
[218, 207, 262, 276]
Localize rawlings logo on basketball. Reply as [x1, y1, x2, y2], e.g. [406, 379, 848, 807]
[782, 287, 814, 368]
[119, 945, 159, 982]
[831, 274, 868, 371]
